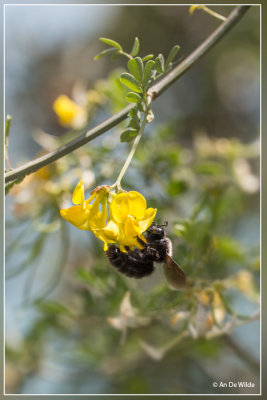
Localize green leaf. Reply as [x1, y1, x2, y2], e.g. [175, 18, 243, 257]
[127, 58, 143, 82]
[120, 128, 139, 143]
[120, 72, 142, 93]
[143, 60, 156, 87]
[126, 92, 142, 103]
[142, 54, 154, 62]
[94, 47, 118, 60]
[165, 45, 180, 70]
[130, 37, 140, 57]
[5, 115, 12, 145]
[99, 37, 122, 50]
[155, 54, 164, 73]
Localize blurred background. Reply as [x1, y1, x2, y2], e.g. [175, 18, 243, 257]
[5, 5, 260, 395]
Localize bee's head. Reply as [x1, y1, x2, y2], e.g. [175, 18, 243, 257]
[146, 223, 167, 241]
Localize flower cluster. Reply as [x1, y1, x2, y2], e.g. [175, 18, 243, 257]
[60, 181, 157, 251]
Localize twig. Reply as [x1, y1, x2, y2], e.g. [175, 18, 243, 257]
[148, 5, 250, 99]
[5, 6, 250, 185]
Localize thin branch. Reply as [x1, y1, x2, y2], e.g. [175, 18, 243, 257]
[148, 5, 250, 99]
[5, 5, 250, 185]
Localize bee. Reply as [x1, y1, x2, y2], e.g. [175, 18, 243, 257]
[106, 223, 186, 289]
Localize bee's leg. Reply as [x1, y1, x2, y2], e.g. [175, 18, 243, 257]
[144, 246, 161, 261]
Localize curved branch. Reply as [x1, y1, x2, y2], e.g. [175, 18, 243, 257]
[5, 5, 250, 184]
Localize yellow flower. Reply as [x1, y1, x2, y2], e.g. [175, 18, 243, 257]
[60, 182, 157, 252]
[60, 181, 109, 232]
[94, 191, 157, 251]
[53, 95, 86, 128]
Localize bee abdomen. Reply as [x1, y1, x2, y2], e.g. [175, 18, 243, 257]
[106, 245, 154, 279]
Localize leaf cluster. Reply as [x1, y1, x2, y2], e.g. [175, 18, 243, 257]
[95, 37, 180, 143]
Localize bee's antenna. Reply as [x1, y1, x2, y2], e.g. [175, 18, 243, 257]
[159, 221, 168, 227]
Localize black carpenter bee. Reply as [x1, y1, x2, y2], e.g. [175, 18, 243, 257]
[106, 223, 186, 289]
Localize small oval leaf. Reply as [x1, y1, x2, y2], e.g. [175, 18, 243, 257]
[159, 54, 165, 70]
[126, 92, 142, 103]
[142, 54, 154, 62]
[165, 45, 180, 70]
[143, 60, 156, 87]
[130, 37, 140, 57]
[155, 54, 164, 73]
[127, 57, 143, 82]
[94, 47, 118, 60]
[120, 73, 142, 93]
[99, 37, 122, 50]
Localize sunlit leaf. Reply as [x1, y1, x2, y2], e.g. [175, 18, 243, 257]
[5, 115, 12, 145]
[120, 73, 142, 93]
[155, 54, 164, 73]
[127, 57, 143, 82]
[126, 92, 142, 103]
[94, 47, 118, 60]
[142, 54, 154, 62]
[99, 37, 122, 50]
[165, 45, 180, 70]
[143, 60, 156, 87]
[130, 37, 140, 57]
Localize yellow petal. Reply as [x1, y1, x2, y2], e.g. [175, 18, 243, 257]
[125, 216, 141, 238]
[138, 208, 157, 232]
[53, 95, 82, 126]
[60, 205, 92, 230]
[120, 216, 146, 249]
[103, 242, 108, 251]
[72, 180, 84, 205]
[110, 193, 129, 223]
[128, 191, 146, 219]
[94, 220, 119, 243]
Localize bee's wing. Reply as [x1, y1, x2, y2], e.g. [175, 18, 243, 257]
[163, 254, 186, 290]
